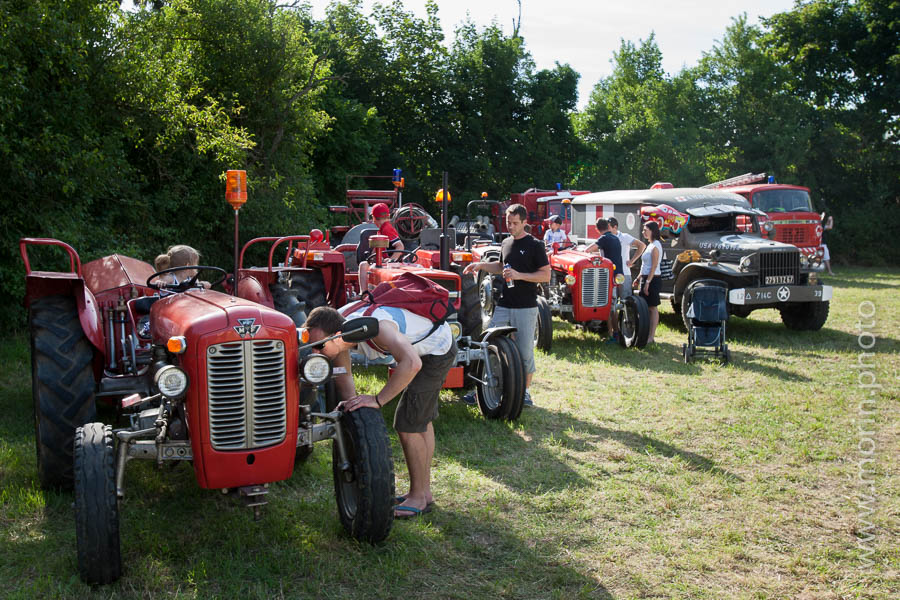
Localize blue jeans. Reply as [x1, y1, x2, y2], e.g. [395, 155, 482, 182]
[489, 305, 537, 374]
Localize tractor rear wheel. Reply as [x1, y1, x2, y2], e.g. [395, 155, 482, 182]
[618, 295, 650, 348]
[476, 335, 524, 421]
[271, 270, 327, 327]
[457, 270, 482, 339]
[780, 301, 829, 331]
[535, 296, 552, 352]
[74, 423, 121, 585]
[30, 295, 97, 490]
[333, 408, 395, 543]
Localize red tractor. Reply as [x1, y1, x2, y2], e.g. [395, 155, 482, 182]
[20, 176, 396, 585]
[341, 231, 527, 421]
[476, 239, 650, 350]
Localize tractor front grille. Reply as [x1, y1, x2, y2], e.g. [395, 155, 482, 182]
[759, 250, 800, 286]
[206, 340, 286, 450]
[580, 267, 610, 308]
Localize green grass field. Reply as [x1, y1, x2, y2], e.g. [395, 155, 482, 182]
[1, 267, 897, 599]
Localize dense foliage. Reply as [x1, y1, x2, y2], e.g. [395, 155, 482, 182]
[1, 0, 897, 328]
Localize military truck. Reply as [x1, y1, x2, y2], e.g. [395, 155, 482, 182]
[568, 188, 833, 331]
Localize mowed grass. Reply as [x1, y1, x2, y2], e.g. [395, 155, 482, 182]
[1, 267, 897, 599]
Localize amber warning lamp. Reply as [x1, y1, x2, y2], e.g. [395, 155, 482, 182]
[226, 170, 247, 209]
[435, 188, 451, 203]
[226, 170, 248, 296]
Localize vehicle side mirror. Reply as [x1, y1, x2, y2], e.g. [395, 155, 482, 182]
[340, 317, 379, 343]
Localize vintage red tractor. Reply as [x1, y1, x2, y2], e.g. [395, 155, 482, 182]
[20, 173, 396, 585]
[476, 239, 651, 349]
[341, 229, 527, 421]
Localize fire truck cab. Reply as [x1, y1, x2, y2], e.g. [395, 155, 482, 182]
[702, 173, 824, 258]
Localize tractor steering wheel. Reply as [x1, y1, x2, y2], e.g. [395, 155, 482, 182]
[147, 266, 228, 292]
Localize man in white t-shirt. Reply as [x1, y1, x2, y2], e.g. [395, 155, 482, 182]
[609, 217, 646, 297]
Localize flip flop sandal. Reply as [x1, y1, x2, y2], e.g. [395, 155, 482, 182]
[393, 504, 433, 519]
[395, 495, 435, 508]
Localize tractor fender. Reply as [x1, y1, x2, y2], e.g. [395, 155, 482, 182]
[25, 274, 105, 354]
[479, 326, 516, 344]
[237, 274, 273, 308]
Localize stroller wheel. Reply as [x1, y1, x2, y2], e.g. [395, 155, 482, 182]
[682, 343, 690, 363]
[722, 346, 731, 365]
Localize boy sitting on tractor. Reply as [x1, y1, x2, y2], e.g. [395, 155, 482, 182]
[357, 202, 405, 294]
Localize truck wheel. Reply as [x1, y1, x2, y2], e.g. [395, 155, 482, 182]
[457, 271, 483, 339]
[74, 423, 121, 585]
[476, 335, 524, 421]
[271, 270, 327, 327]
[29, 295, 97, 490]
[333, 407, 395, 543]
[618, 295, 650, 348]
[535, 296, 552, 352]
[780, 301, 829, 331]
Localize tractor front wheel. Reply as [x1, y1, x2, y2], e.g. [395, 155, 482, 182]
[74, 423, 121, 585]
[476, 335, 525, 421]
[618, 295, 650, 348]
[30, 295, 97, 490]
[333, 408, 395, 543]
[535, 296, 552, 352]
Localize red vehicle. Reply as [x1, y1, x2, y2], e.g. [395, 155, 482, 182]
[344, 232, 527, 421]
[327, 172, 436, 244]
[21, 178, 395, 584]
[702, 173, 825, 259]
[504, 187, 591, 238]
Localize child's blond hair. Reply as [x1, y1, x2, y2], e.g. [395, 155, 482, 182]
[154, 245, 201, 271]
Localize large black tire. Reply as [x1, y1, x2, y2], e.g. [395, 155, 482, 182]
[476, 335, 525, 421]
[271, 270, 327, 327]
[780, 301, 830, 331]
[535, 296, 552, 352]
[457, 270, 483, 339]
[679, 289, 693, 332]
[74, 423, 121, 585]
[333, 408, 395, 543]
[618, 295, 651, 349]
[29, 295, 97, 490]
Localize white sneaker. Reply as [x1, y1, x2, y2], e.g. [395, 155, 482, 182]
[523, 390, 534, 407]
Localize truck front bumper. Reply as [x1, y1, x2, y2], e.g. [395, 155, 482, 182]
[729, 284, 832, 306]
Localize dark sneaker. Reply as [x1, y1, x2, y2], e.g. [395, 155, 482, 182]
[462, 392, 477, 406]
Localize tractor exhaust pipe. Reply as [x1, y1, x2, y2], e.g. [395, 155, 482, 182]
[440, 171, 450, 271]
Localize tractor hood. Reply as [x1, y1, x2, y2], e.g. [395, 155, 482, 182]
[549, 249, 614, 271]
[150, 289, 296, 343]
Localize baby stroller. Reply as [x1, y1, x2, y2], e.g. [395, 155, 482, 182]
[682, 279, 730, 364]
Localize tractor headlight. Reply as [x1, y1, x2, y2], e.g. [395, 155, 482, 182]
[565, 274, 576, 286]
[739, 256, 752, 272]
[154, 365, 189, 399]
[799, 254, 809, 267]
[449, 321, 462, 339]
[300, 354, 332, 384]
[615, 273, 625, 285]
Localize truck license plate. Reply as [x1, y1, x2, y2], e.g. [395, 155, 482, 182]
[765, 275, 794, 284]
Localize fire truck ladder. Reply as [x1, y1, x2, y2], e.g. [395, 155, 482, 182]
[701, 172, 768, 189]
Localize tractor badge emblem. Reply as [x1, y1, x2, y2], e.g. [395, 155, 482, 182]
[234, 318, 260, 338]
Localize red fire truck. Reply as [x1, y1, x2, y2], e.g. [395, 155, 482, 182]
[701, 173, 824, 259]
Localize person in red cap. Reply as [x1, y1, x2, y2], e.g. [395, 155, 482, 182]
[358, 202, 405, 294]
